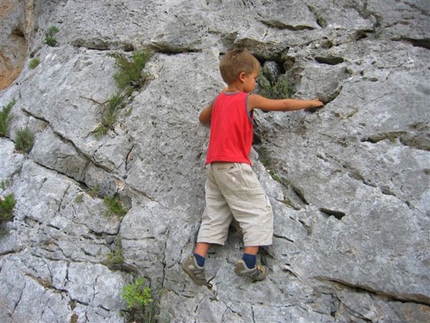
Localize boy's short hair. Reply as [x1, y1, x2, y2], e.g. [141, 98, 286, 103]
[219, 49, 261, 84]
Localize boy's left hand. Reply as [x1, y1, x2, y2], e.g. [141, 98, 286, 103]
[305, 98, 325, 113]
[310, 98, 325, 108]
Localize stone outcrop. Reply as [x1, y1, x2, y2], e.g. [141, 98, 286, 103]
[0, 0, 429, 322]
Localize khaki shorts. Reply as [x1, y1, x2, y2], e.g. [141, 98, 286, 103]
[197, 162, 273, 247]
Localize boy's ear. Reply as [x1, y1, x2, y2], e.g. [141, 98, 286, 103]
[238, 72, 246, 83]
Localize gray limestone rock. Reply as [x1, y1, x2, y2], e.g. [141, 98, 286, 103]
[0, 0, 429, 322]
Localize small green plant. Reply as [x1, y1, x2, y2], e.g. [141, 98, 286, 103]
[1, 180, 10, 190]
[0, 193, 17, 223]
[89, 184, 100, 198]
[104, 93, 126, 128]
[44, 25, 59, 46]
[106, 247, 124, 266]
[0, 99, 16, 137]
[29, 57, 40, 69]
[15, 127, 35, 153]
[75, 193, 84, 204]
[93, 124, 109, 139]
[122, 277, 153, 312]
[108, 93, 127, 111]
[113, 50, 151, 91]
[269, 169, 282, 183]
[93, 93, 126, 139]
[94, 50, 151, 138]
[105, 241, 125, 270]
[257, 72, 292, 99]
[104, 195, 127, 217]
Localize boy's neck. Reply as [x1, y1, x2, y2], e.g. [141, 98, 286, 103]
[226, 83, 246, 92]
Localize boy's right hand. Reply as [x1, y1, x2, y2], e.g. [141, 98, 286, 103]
[199, 103, 213, 124]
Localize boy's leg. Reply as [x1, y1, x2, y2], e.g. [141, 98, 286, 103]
[235, 245, 269, 281]
[244, 246, 259, 255]
[214, 163, 273, 281]
[183, 164, 232, 285]
[192, 243, 254, 267]
[194, 242, 211, 259]
[183, 242, 210, 285]
[193, 242, 210, 267]
[242, 246, 259, 268]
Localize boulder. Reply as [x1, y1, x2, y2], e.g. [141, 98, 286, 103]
[0, 0, 428, 322]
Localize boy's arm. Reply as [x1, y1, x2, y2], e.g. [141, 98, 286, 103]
[199, 102, 213, 124]
[248, 94, 324, 112]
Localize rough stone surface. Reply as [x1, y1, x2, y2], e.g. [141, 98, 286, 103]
[0, 1, 429, 322]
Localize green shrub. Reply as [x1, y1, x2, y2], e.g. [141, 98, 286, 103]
[105, 241, 125, 270]
[29, 57, 40, 69]
[257, 72, 292, 99]
[113, 50, 151, 90]
[122, 277, 159, 323]
[15, 127, 35, 153]
[44, 25, 59, 46]
[0, 193, 16, 223]
[0, 100, 16, 137]
[122, 277, 153, 309]
[104, 195, 127, 217]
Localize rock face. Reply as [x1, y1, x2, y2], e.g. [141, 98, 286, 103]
[0, 0, 429, 322]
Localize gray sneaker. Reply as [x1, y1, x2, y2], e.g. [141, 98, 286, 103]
[182, 255, 206, 285]
[234, 260, 269, 281]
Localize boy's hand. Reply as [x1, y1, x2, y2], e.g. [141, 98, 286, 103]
[310, 98, 324, 108]
[305, 98, 324, 113]
[199, 103, 213, 124]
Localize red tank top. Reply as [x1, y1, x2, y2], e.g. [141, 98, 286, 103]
[206, 92, 254, 165]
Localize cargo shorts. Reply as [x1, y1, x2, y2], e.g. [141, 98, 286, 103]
[197, 162, 273, 247]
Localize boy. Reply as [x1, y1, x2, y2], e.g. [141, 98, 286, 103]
[183, 49, 324, 285]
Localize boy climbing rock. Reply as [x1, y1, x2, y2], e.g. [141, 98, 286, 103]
[183, 49, 324, 285]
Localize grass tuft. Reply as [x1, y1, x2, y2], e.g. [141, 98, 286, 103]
[0, 100, 16, 137]
[29, 57, 41, 69]
[15, 127, 35, 154]
[94, 50, 152, 139]
[104, 239, 125, 270]
[44, 25, 59, 46]
[0, 193, 16, 224]
[113, 50, 151, 90]
[104, 94, 126, 127]
[104, 195, 127, 218]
